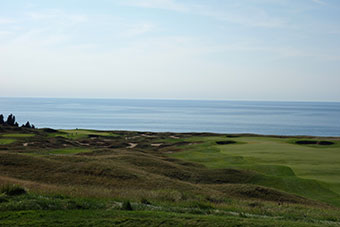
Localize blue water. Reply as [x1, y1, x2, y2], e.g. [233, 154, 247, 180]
[0, 97, 340, 136]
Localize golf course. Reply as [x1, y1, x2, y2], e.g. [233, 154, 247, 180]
[1, 126, 340, 226]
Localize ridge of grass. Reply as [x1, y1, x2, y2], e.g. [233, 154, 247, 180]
[0, 138, 16, 145]
[2, 133, 35, 138]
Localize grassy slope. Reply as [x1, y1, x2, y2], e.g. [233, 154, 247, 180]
[0, 210, 327, 227]
[170, 135, 340, 206]
[0, 192, 338, 226]
[1, 127, 340, 226]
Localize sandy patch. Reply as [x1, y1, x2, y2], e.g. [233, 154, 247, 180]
[127, 143, 137, 149]
[151, 143, 162, 147]
[141, 134, 156, 138]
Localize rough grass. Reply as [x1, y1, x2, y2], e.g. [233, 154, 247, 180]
[49, 129, 119, 140]
[0, 191, 339, 226]
[44, 148, 92, 155]
[2, 209, 330, 227]
[2, 133, 35, 138]
[0, 138, 16, 145]
[0, 184, 26, 196]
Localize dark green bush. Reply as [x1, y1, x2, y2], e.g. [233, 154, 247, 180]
[0, 184, 27, 196]
[121, 200, 133, 210]
[141, 198, 151, 205]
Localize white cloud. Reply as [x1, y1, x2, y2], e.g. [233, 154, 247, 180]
[121, 0, 286, 28]
[26, 10, 88, 26]
[122, 0, 188, 12]
[0, 31, 12, 36]
[311, 0, 326, 5]
[124, 23, 155, 37]
[0, 18, 15, 24]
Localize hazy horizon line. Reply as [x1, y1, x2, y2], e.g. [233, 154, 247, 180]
[1, 96, 339, 103]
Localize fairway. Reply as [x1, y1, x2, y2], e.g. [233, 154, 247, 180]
[170, 135, 340, 204]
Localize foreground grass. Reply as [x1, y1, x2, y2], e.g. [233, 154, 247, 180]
[1, 209, 331, 227]
[0, 192, 338, 227]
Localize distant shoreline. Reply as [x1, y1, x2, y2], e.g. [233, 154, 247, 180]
[37, 128, 340, 139]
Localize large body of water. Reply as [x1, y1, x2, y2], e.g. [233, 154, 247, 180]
[0, 97, 340, 136]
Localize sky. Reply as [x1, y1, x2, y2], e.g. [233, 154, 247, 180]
[1, 0, 340, 101]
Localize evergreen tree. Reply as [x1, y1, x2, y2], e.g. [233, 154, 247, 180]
[24, 121, 31, 128]
[0, 114, 4, 124]
[6, 114, 16, 126]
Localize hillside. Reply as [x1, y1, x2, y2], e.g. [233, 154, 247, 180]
[1, 126, 340, 226]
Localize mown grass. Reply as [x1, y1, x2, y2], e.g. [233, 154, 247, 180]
[169, 136, 340, 206]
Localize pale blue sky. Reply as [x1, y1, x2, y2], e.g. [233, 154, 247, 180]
[1, 0, 340, 101]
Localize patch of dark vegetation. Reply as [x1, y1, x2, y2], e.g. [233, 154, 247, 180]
[159, 141, 192, 148]
[0, 184, 27, 196]
[213, 184, 318, 205]
[42, 128, 58, 133]
[226, 135, 240, 138]
[319, 141, 334, 145]
[216, 140, 237, 145]
[296, 140, 318, 145]
[189, 201, 213, 210]
[295, 140, 334, 146]
[109, 143, 130, 149]
[121, 201, 133, 210]
[141, 198, 151, 205]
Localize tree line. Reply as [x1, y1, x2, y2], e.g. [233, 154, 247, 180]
[0, 114, 35, 129]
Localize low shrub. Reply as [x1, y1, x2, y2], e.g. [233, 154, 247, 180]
[121, 200, 133, 210]
[0, 184, 27, 196]
[141, 198, 151, 205]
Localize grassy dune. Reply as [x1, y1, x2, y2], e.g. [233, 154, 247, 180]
[0, 127, 340, 226]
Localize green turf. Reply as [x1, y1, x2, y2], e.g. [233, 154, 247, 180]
[1, 209, 331, 227]
[169, 136, 340, 206]
[2, 133, 35, 138]
[0, 138, 16, 145]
